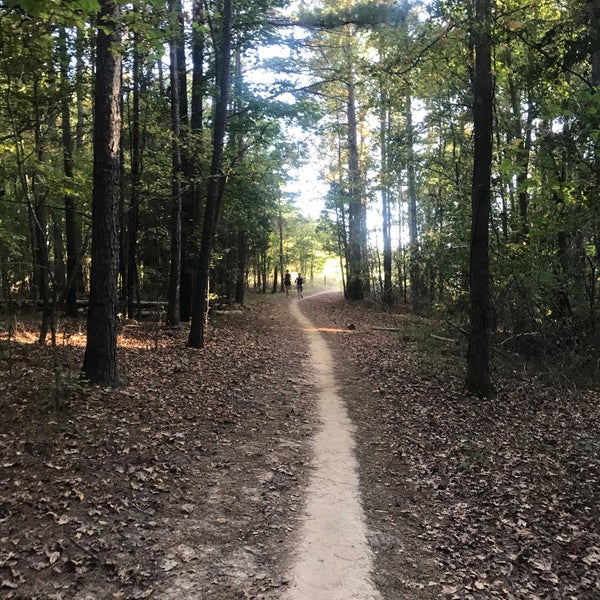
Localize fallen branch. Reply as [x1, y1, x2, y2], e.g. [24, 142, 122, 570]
[446, 321, 469, 337]
[499, 331, 540, 346]
[430, 334, 458, 343]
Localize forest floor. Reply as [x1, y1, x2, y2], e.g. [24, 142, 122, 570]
[1, 290, 599, 599]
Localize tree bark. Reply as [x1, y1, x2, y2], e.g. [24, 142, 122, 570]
[176, 0, 197, 322]
[126, 31, 142, 319]
[346, 76, 365, 300]
[465, 0, 496, 398]
[235, 229, 247, 304]
[166, 9, 182, 326]
[82, 0, 122, 387]
[278, 205, 285, 292]
[59, 29, 84, 318]
[406, 88, 423, 312]
[379, 81, 393, 305]
[188, 0, 232, 348]
[32, 74, 50, 343]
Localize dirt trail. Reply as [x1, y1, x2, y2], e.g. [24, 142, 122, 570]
[284, 298, 382, 600]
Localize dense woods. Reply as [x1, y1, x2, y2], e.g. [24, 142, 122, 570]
[1, 2, 600, 597]
[1, 0, 599, 392]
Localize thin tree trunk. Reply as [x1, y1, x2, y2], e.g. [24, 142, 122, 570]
[380, 86, 393, 305]
[588, 0, 600, 86]
[235, 230, 247, 304]
[32, 75, 51, 343]
[278, 205, 285, 292]
[75, 28, 86, 150]
[127, 31, 142, 319]
[60, 29, 83, 318]
[191, 0, 205, 134]
[174, 0, 195, 322]
[118, 96, 127, 317]
[166, 10, 182, 326]
[406, 88, 423, 312]
[506, 46, 534, 239]
[188, 0, 232, 348]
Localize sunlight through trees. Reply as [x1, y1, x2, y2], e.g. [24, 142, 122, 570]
[0, 0, 599, 392]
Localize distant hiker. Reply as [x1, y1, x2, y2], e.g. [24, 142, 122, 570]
[295, 274, 304, 298]
[283, 270, 292, 297]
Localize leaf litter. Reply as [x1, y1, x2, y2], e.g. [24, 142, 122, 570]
[304, 293, 600, 599]
[1, 291, 599, 599]
[0, 299, 314, 599]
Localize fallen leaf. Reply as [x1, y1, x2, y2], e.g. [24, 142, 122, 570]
[160, 559, 178, 572]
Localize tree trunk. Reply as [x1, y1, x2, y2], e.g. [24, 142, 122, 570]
[118, 98, 127, 317]
[32, 75, 51, 343]
[188, 0, 232, 348]
[82, 0, 122, 387]
[380, 82, 393, 305]
[278, 205, 285, 292]
[346, 77, 365, 300]
[406, 88, 424, 312]
[506, 46, 534, 240]
[191, 0, 206, 134]
[177, 0, 197, 322]
[589, 0, 600, 87]
[123, 25, 142, 319]
[75, 28, 87, 151]
[235, 229, 247, 304]
[465, 0, 496, 398]
[166, 11, 182, 326]
[60, 29, 84, 318]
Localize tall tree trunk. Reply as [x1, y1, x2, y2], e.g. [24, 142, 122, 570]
[82, 0, 122, 387]
[32, 75, 50, 343]
[75, 28, 86, 151]
[126, 30, 142, 319]
[191, 0, 205, 134]
[465, 0, 496, 398]
[52, 217, 66, 295]
[589, 0, 600, 86]
[118, 97, 127, 317]
[406, 88, 423, 312]
[166, 8, 182, 326]
[380, 81, 393, 305]
[346, 76, 365, 300]
[190, 2, 206, 232]
[60, 29, 83, 318]
[188, 0, 232, 348]
[588, 0, 600, 332]
[506, 46, 534, 239]
[175, 0, 196, 322]
[278, 205, 285, 292]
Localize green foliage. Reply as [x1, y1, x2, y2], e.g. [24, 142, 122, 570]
[297, 1, 409, 30]
[4, 0, 100, 26]
[0, 0, 599, 364]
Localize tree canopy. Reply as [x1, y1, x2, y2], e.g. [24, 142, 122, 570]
[0, 0, 598, 392]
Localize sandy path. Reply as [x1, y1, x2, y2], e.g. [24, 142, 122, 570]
[284, 298, 382, 600]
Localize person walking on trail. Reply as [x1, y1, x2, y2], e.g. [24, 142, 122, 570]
[283, 270, 292, 297]
[295, 273, 304, 298]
